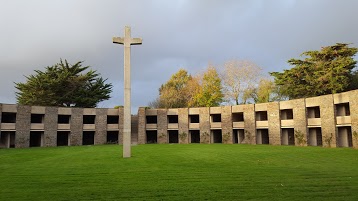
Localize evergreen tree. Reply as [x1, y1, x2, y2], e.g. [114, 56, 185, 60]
[15, 59, 112, 108]
[270, 43, 358, 99]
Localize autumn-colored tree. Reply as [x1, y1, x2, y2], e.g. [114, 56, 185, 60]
[185, 75, 202, 107]
[220, 60, 262, 104]
[193, 66, 223, 107]
[150, 66, 223, 108]
[271, 43, 358, 99]
[158, 69, 191, 108]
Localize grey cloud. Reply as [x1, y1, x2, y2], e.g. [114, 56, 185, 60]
[1, 0, 358, 109]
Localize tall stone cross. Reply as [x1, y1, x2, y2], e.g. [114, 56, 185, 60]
[113, 26, 142, 158]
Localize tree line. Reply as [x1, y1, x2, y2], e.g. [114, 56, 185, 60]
[149, 43, 358, 108]
[14, 43, 357, 108]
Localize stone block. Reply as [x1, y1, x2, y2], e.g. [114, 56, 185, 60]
[189, 108, 199, 114]
[349, 90, 358, 149]
[267, 102, 280, 145]
[221, 106, 232, 144]
[199, 107, 210, 143]
[157, 109, 168, 144]
[70, 108, 83, 146]
[31, 106, 46, 114]
[1, 104, 17, 113]
[83, 108, 96, 115]
[167, 108, 178, 115]
[146, 109, 157, 116]
[15, 105, 31, 148]
[319, 94, 336, 148]
[137, 107, 146, 144]
[255, 103, 268, 111]
[291, 99, 308, 146]
[95, 108, 107, 145]
[178, 108, 189, 144]
[334, 91, 350, 104]
[243, 104, 255, 144]
[58, 107, 72, 115]
[210, 106, 221, 114]
[107, 108, 119, 116]
[44, 107, 58, 147]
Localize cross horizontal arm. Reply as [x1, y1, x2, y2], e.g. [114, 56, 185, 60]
[113, 37, 124, 44]
[131, 38, 142, 45]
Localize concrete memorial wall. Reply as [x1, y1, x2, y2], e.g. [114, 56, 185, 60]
[1, 90, 358, 149]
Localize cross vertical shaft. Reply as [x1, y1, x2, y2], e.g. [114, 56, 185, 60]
[113, 26, 142, 158]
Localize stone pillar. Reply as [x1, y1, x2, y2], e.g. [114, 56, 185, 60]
[268, 102, 281, 145]
[292, 99, 308, 146]
[44, 107, 58, 147]
[118, 107, 124, 144]
[15, 105, 31, 148]
[349, 90, 358, 149]
[157, 109, 168, 144]
[243, 104, 255, 144]
[137, 107, 146, 144]
[70, 108, 83, 146]
[178, 108, 189, 144]
[95, 108, 107, 145]
[199, 107, 210, 143]
[222, 106, 233, 144]
[320, 94, 336, 148]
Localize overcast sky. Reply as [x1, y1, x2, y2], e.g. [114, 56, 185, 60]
[1, 0, 358, 111]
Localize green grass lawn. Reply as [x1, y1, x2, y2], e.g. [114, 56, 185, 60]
[0, 144, 357, 201]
